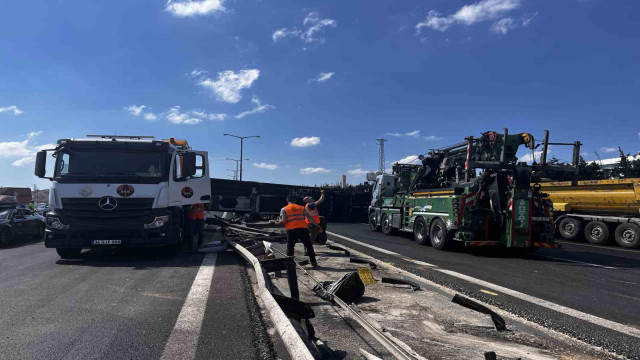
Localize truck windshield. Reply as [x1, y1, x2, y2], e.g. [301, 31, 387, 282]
[55, 150, 168, 182]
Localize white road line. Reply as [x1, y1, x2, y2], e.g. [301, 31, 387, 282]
[327, 232, 640, 340]
[160, 253, 218, 360]
[532, 254, 618, 269]
[556, 240, 640, 254]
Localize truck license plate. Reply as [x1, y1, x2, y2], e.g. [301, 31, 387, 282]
[92, 240, 121, 245]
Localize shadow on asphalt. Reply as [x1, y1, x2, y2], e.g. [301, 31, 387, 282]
[0, 237, 44, 249]
[54, 247, 206, 269]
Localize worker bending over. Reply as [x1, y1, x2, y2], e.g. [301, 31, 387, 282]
[275, 195, 320, 267]
[303, 189, 325, 243]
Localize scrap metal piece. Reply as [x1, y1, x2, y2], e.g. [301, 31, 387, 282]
[359, 348, 383, 360]
[484, 351, 497, 360]
[452, 294, 506, 331]
[357, 268, 377, 285]
[349, 257, 378, 269]
[312, 272, 365, 303]
[327, 245, 351, 256]
[381, 277, 420, 291]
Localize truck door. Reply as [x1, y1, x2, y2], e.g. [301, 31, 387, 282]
[169, 151, 212, 206]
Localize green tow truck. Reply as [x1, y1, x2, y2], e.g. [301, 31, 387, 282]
[368, 129, 581, 250]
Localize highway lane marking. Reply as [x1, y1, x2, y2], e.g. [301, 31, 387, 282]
[480, 289, 499, 296]
[327, 231, 640, 340]
[556, 240, 640, 254]
[531, 254, 618, 270]
[160, 253, 218, 360]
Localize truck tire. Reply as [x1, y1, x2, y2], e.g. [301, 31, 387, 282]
[381, 214, 396, 235]
[558, 217, 582, 240]
[430, 218, 450, 250]
[614, 223, 640, 248]
[584, 221, 610, 245]
[369, 213, 381, 232]
[413, 217, 429, 245]
[56, 248, 82, 259]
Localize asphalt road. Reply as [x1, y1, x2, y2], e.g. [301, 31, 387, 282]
[327, 223, 640, 359]
[0, 236, 275, 360]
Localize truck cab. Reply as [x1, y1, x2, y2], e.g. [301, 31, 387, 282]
[34, 135, 211, 258]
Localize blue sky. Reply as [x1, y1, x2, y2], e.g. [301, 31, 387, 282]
[1, 0, 639, 189]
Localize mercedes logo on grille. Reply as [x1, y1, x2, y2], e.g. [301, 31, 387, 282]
[98, 196, 118, 211]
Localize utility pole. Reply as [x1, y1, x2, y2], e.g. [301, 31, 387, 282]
[376, 138, 388, 173]
[224, 134, 260, 181]
[226, 158, 249, 181]
[226, 169, 238, 181]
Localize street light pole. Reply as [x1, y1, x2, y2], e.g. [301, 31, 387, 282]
[226, 158, 249, 181]
[224, 134, 260, 181]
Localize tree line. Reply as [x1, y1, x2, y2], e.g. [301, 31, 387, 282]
[543, 147, 640, 181]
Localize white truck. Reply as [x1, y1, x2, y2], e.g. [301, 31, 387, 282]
[34, 135, 211, 258]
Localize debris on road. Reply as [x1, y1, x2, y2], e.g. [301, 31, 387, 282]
[381, 277, 421, 291]
[451, 294, 507, 331]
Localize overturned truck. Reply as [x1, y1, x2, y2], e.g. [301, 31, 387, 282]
[369, 129, 581, 250]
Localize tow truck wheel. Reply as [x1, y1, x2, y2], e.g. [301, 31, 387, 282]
[614, 223, 640, 248]
[56, 248, 82, 259]
[381, 214, 396, 235]
[430, 218, 450, 250]
[369, 213, 381, 232]
[413, 217, 429, 245]
[584, 221, 610, 245]
[558, 217, 582, 240]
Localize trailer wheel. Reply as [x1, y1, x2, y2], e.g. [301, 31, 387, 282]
[558, 217, 582, 240]
[413, 217, 429, 245]
[584, 221, 610, 245]
[369, 213, 381, 232]
[381, 214, 396, 235]
[614, 223, 640, 248]
[430, 218, 450, 250]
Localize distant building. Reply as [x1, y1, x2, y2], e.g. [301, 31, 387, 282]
[588, 151, 640, 170]
[33, 189, 50, 203]
[0, 187, 32, 204]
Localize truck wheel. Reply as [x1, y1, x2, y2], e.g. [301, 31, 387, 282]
[584, 221, 610, 245]
[413, 217, 429, 245]
[369, 213, 381, 232]
[430, 218, 450, 250]
[0, 229, 12, 246]
[614, 223, 640, 248]
[56, 248, 82, 259]
[381, 214, 396, 235]
[558, 217, 582, 240]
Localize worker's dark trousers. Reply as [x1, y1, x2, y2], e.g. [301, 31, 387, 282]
[286, 227, 317, 265]
[187, 219, 205, 248]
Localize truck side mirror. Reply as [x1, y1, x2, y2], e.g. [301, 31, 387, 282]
[181, 152, 197, 178]
[34, 151, 47, 178]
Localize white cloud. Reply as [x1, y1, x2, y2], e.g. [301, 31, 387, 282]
[166, 0, 224, 17]
[518, 150, 544, 164]
[490, 17, 516, 34]
[0, 106, 24, 115]
[394, 155, 420, 164]
[347, 169, 371, 176]
[300, 167, 332, 174]
[416, 0, 521, 33]
[291, 136, 321, 147]
[313, 72, 335, 83]
[637, 132, 640, 139]
[198, 69, 260, 103]
[192, 110, 226, 121]
[189, 69, 208, 78]
[424, 135, 443, 141]
[235, 97, 275, 119]
[166, 106, 202, 125]
[253, 162, 278, 170]
[273, 12, 337, 44]
[143, 113, 158, 121]
[386, 130, 420, 138]
[0, 133, 54, 167]
[601, 147, 618, 153]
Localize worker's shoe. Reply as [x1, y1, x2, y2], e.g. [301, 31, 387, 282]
[311, 262, 320, 268]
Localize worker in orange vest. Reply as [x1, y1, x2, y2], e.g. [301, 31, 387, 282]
[303, 189, 325, 243]
[275, 195, 320, 267]
[186, 203, 205, 248]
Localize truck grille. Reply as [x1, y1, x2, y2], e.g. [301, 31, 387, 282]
[60, 197, 154, 225]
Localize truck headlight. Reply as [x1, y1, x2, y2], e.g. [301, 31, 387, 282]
[47, 217, 69, 230]
[144, 216, 169, 229]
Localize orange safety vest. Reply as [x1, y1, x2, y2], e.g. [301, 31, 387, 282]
[187, 203, 204, 220]
[283, 203, 307, 230]
[305, 203, 320, 224]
